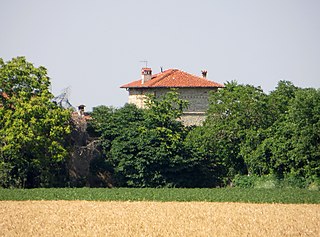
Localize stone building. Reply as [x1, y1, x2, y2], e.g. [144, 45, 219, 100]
[120, 68, 224, 125]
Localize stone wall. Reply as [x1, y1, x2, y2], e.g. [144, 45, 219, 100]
[128, 89, 148, 108]
[128, 87, 216, 125]
[180, 112, 206, 126]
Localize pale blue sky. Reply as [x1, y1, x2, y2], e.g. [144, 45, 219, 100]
[1, 0, 319, 110]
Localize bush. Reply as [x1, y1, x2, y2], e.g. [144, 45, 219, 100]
[306, 176, 320, 191]
[280, 174, 307, 189]
[233, 175, 257, 188]
[253, 175, 278, 189]
[233, 175, 279, 189]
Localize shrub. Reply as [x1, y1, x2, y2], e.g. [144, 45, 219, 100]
[232, 175, 257, 188]
[253, 175, 278, 189]
[306, 176, 320, 191]
[233, 175, 280, 189]
[280, 174, 307, 189]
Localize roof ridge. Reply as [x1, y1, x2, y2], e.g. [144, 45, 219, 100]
[148, 69, 177, 86]
[120, 68, 224, 88]
[178, 69, 208, 81]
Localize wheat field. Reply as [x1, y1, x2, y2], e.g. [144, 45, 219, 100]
[0, 201, 319, 237]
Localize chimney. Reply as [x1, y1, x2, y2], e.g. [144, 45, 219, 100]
[78, 104, 85, 116]
[141, 68, 152, 84]
[201, 70, 207, 78]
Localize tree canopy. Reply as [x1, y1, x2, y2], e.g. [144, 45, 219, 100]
[193, 81, 320, 185]
[1, 57, 319, 189]
[87, 82, 320, 188]
[0, 57, 71, 188]
[89, 90, 217, 187]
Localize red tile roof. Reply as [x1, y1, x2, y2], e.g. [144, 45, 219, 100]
[120, 69, 224, 88]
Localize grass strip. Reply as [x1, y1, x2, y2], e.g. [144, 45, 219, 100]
[0, 188, 319, 204]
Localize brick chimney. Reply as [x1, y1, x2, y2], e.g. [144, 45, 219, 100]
[141, 68, 152, 84]
[201, 70, 207, 78]
[78, 104, 85, 116]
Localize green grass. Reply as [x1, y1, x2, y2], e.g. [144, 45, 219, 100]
[0, 188, 319, 204]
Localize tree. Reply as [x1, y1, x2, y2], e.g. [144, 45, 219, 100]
[183, 125, 225, 187]
[237, 81, 297, 176]
[89, 103, 145, 154]
[284, 88, 320, 178]
[268, 80, 297, 121]
[87, 103, 145, 185]
[241, 81, 298, 177]
[240, 83, 320, 180]
[202, 81, 271, 182]
[109, 90, 195, 187]
[225, 81, 320, 181]
[0, 57, 71, 188]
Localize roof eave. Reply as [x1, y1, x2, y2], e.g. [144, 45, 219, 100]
[120, 85, 224, 89]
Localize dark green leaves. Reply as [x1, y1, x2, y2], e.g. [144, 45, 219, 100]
[90, 90, 215, 187]
[202, 80, 320, 182]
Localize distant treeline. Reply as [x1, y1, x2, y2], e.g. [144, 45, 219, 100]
[0, 57, 319, 189]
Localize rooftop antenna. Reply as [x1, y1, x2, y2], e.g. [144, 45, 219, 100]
[52, 87, 74, 110]
[140, 60, 148, 68]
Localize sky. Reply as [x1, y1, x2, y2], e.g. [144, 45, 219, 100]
[1, 0, 320, 111]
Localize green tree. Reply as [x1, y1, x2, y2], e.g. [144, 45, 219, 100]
[110, 91, 193, 187]
[268, 80, 297, 121]
[89, 104, 144, 154]
[0, 57, 71, 188]
[88, 103, 145, 184]
[183, 125, 225, 187]
[90, 91, 226, 187]
[241, 82, 320, 180]
[232, 81, 320, 181]
[285, 88, 320, 178]
[202, 81, 271, 182]
[239, 81, 297, 176]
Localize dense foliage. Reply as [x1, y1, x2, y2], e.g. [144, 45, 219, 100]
[1, 57, 319, 189]
[89, 81, 319, 188]
[194, 81, 320, 186]
[89, 91, 214, 187]
[0, 57, 71, 188]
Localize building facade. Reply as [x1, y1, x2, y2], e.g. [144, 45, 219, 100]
[121, 68, 224, 125]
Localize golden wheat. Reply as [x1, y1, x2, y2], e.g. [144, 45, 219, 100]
[0, 201, 319, 237]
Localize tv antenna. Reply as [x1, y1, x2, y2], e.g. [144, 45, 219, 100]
[140, 60, 148, 68]
[52, 87, 74, 110]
